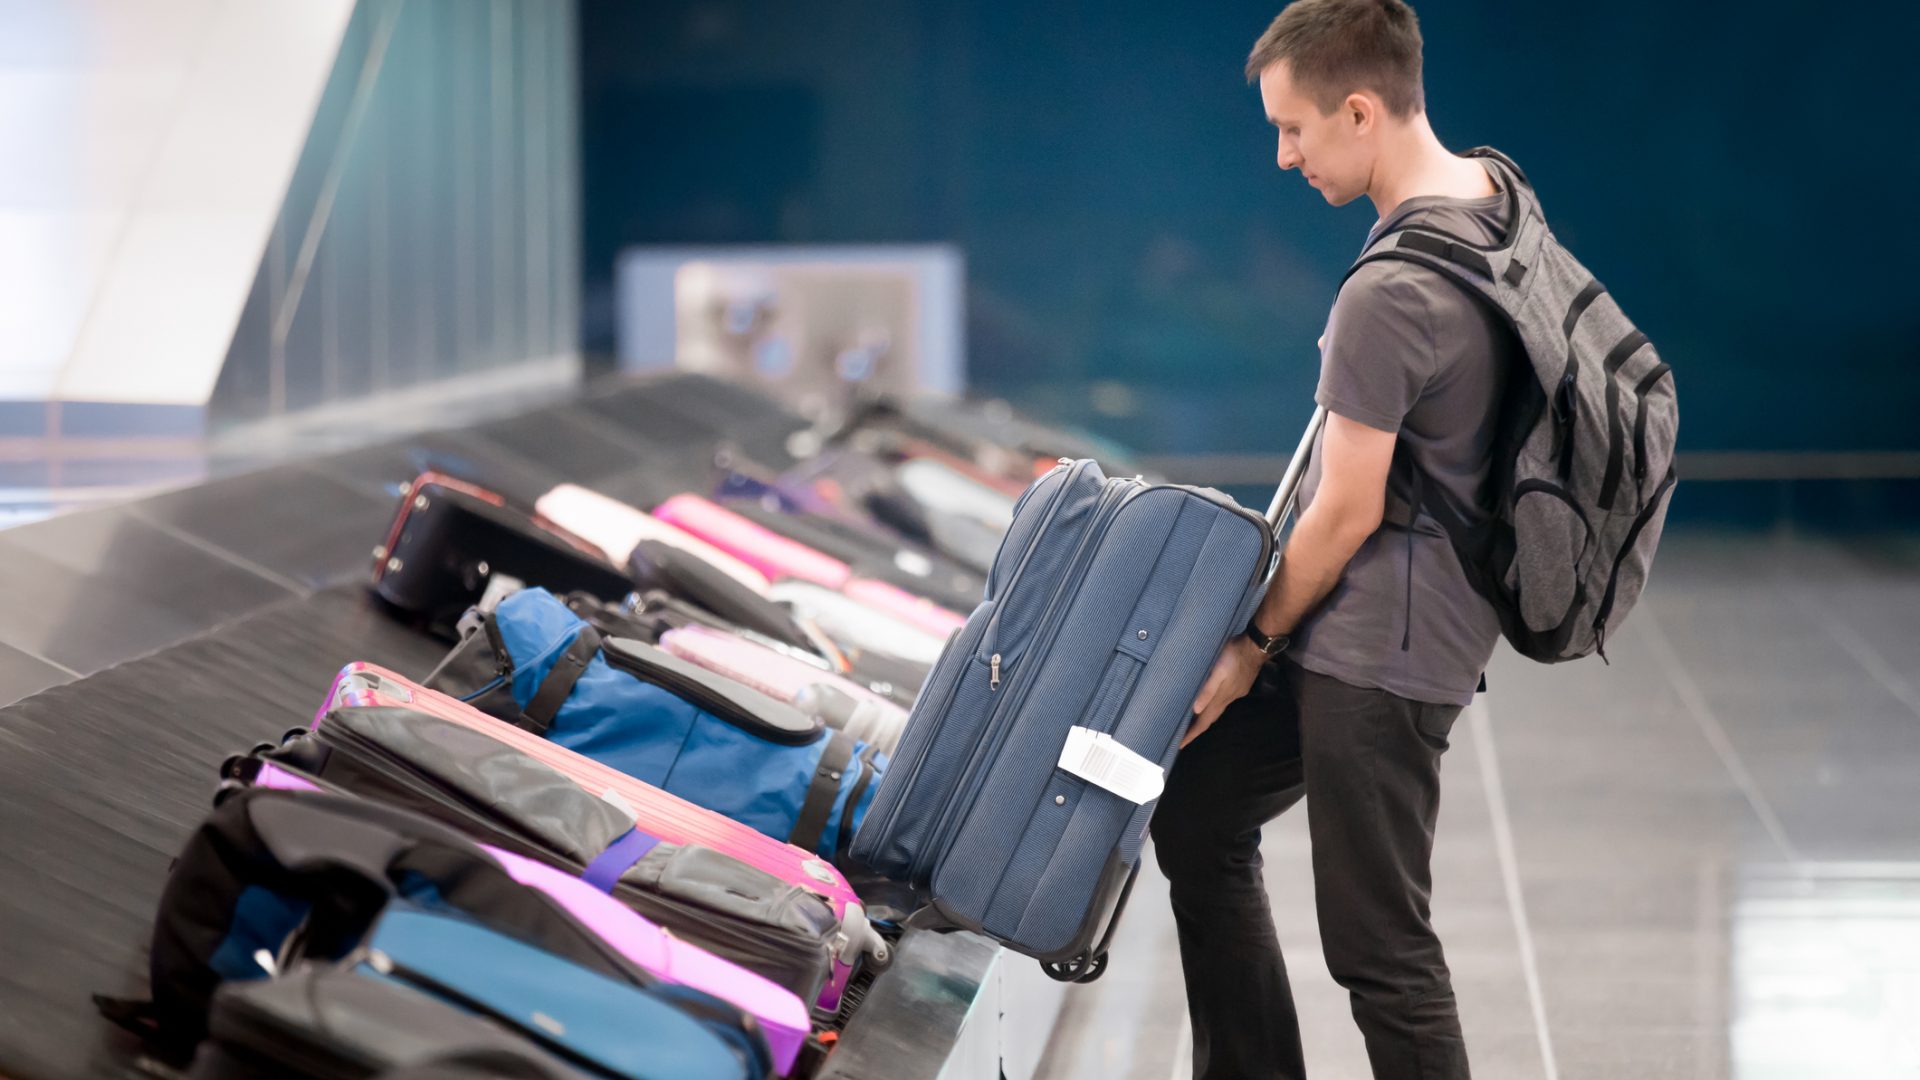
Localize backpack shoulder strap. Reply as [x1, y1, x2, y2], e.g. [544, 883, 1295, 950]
[1340, 233, 1512, 318]
[1341, 147, 1546, 301]
[1461, 146, 1531, 190]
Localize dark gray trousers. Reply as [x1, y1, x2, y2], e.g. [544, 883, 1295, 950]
[1150, 658, 1469, 1080]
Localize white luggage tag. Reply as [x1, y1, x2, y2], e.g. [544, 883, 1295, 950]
[1056, 727, 1166, 805]
[598, 786, 639, 820]
[477, 570, 526, 612]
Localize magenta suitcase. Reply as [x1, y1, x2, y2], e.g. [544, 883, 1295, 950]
[659, 625, 911, 754]
[314, 662, 888, 1014]
[249, 763, 810, 1073]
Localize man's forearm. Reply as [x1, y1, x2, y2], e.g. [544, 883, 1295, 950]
[1251, 502, 1376, 637]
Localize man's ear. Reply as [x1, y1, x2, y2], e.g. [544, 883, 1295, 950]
[1344, 92, 1377, 135]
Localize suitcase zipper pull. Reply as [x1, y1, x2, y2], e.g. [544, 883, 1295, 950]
[990, 653, 1002, 690]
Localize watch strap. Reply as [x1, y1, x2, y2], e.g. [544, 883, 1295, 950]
[1244, 622, 1289, 656]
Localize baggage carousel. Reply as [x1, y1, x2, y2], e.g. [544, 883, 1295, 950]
[0, 374, 1059, 1079]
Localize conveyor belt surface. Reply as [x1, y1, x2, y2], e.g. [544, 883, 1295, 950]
[0, 374, 1013, 1079]
[0, 587, 450, 1079]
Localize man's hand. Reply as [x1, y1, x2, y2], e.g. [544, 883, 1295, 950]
[1182, 637, 1266, 748]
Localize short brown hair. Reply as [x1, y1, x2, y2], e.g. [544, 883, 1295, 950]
[1245, 0, 1425, 118]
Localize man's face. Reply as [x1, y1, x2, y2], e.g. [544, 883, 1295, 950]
[1258, 61, 1370, 207]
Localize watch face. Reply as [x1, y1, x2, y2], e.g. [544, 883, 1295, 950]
[1247, 627, 1283, 655]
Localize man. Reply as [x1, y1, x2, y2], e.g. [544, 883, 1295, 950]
[1149, 1, 1516, 1077]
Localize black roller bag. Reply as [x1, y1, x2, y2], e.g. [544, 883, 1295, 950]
[371, 472, 632, 635]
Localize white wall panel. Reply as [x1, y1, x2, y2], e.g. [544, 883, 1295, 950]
[56, 0, 355, 404]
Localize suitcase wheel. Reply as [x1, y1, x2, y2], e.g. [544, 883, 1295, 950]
[1040, 950, 1109, 984]
[1076, 951, 1109, 983]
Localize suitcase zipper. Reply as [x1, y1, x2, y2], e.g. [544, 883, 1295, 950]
[854, 601, 997, 859]
[989, 654, 1001, 690]
[998, 459, 1073, 545]
[984, 460, 1093, 601]
[977, 462, 1107, 666]
[912, 478, 1142, 883]
[318, 726, 536, 848]
[857, 466, 1087, 853]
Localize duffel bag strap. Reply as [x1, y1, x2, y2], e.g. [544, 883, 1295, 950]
[516, 625, 603, 736]
[834, 745, 883, 859]
[788, 731, 857, 857]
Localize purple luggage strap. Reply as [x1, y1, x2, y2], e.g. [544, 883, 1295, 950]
[580, 828, 661, 892]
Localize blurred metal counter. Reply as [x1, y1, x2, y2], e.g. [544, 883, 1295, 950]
[823, 929, 1067, 1080]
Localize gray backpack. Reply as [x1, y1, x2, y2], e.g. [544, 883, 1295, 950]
[1346, 148, 1677, 662]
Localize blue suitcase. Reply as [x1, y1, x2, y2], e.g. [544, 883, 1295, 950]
[850, 412, 1323, 980]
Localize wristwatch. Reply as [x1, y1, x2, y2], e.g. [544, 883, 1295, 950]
[1244, 621, 1290, 658]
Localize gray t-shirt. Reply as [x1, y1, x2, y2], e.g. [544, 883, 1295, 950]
[1288, 164, 1517, 707]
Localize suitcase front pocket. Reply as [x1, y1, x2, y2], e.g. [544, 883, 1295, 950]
[977, 648, 1148, 944]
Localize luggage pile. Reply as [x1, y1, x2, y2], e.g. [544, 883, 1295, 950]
[103, 377, 1168, 1079]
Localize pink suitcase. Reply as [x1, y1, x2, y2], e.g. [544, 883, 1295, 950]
[658, 625, 910, 754]
[315, 662, 888, 1013]
[249, 764, 811, 1073]
[535, 483, 772, 594]
[654, 493, 967, 636]
[653, 493, 853, 589]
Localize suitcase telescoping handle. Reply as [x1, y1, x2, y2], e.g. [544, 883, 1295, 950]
[1262, 404, 1328, 533]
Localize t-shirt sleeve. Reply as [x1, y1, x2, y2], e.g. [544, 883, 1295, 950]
[1314, 261, 1438, 434]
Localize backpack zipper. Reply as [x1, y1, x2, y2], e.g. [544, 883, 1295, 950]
[1589, 467, 1677, 642]
[457, 619, 580, 706]
[1596, 330, 1653, 512]
[1553, 370, 1578, 483]
[1629, 362, 1673, 499]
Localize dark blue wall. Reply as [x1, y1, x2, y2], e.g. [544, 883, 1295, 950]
[581, 0, 1920, 462]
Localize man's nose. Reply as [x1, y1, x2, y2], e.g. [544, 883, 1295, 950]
[1276, 142, 1300, 171]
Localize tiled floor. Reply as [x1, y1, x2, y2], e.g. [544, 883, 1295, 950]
[1040, 529, 1920, 1080]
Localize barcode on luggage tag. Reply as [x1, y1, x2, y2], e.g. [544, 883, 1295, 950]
[1056, 726, 1165, 804]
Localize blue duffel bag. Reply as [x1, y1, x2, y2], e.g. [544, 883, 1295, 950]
[429, 588, 885, 863]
